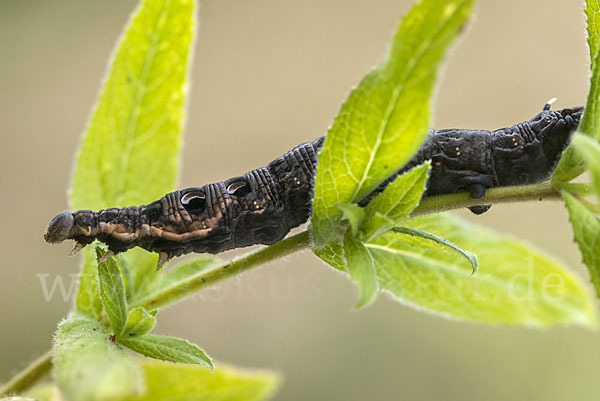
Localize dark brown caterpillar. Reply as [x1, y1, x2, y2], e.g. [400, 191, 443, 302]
[45, 103, 583, 269]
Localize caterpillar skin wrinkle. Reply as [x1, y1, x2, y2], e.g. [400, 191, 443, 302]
[45, 103, 583, 269]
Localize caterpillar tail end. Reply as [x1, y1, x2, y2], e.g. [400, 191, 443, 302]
[543, 97, 558, 111]
[44, 212, 74, 244]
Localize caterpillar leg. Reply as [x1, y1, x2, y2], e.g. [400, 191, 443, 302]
[98, 250, 116, 264]
[468, 205, 491, 215]
[426, 166, 494, 214]
[156, 252, 171, 271]
[450, 172, 493, 214]
[465, 183, 491, 215]
[69, 242, 85, 256]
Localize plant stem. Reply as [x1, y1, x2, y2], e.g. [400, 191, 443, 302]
[131, 230, 311, 310]
[1, 180, 589, 395]
[411, 181, 564, 216]
[561, 182, 593, 197]
[134, 181, 578, 311]
[0, 350, 52, 397]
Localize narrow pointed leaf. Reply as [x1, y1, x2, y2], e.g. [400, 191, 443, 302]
[22, 383, 57, 401]
[314, 243, 346, 275]
[115, 254, 136, 300]
[70, 0, 195, 210]
[76, 248, 103, 318]
[392, 226, 478, 273]
[72, 0, 196, 311]
[587, 0, 600, 59]
[552, 2, 600, 183]
[581, 0, 600, 138]
[53, 315, 143, 401]
[571, 133, 600, 198]
[132, 256, 220, 307]
[343, 233, 378, 309]
[130, 361, 280, 401]
[564, 192, 600, 300]
[120, 335, 213, 370]
[312, 0, 473, 246]
[97, 248, 128, 337]
[380, 214, 598, 326]
[360, 162, 430, 241]
[317, 215, 597, 326]
[338, 203, 365, 237]
[122, 307, 156, 339]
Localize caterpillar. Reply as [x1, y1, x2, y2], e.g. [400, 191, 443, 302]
[45, 102, 583, 269]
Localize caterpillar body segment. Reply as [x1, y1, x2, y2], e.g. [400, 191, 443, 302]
[46, 138, 323, 266]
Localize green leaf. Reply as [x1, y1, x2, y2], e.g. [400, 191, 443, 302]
[0, 397, 38, 401]
[390, 215, 597, 325]
[154, 256, 219, 288]
[70, 0, 195, 211]
[343, 232, 379, 309]
[23, 362, 281, 401]
[552, 2, 600, 184]
[133, 256, 220, 306]
[76, 248, 103, 319]
[53, 315, 143, 401]
[71, 0, 196, 308]
[392, 226, 478, 273]
[123, 307, 156, 338]
[97, 248, 128, 337]
[127, 249, 163, 295]
[587, 0, 600, 60]
[116, 254, 136, 300]
[360, 162, 430, 241]
[581, 1, 600, 139]
[120, 335, 213, 370]
[120, 360, 280, 401]
[314, 243, 346, 276]
[564, 192, 600, 300]
[22, 383, 58, 401]
[551, 145, 587, 186]
[0, 398, 37, 401]
[311, 0, 473, 246]
[318, 215, 597, 326]
[571, 133, 600, 198]
[338, 203, 365, 237]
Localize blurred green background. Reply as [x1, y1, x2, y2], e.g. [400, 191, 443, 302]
[1, 0, 598, 400]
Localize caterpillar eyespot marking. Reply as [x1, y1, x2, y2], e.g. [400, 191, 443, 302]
[181, 191, 206, 213]
[226, 180, 249, 196]
[45, 103, 583, 269]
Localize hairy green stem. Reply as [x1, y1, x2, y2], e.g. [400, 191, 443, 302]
[131, 230, 311, 310]
[0, 180, 590, 396]
[560, 182, 593, 197]
[411, 181, 565, 216]
[0, 350, 52, 397]
[135, 181, 582, 311]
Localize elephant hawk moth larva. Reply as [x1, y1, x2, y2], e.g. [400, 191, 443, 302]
[45, 102, 583, 269]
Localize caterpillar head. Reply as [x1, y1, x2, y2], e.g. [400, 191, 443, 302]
[44, 212, 75, 243]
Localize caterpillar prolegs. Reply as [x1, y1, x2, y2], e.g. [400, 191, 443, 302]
[45, 103, 583, 269]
